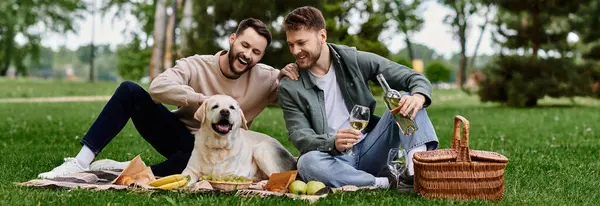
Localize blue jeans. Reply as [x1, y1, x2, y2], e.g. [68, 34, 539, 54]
[297, 109, 438, 187]
[80, 81, 194, 176]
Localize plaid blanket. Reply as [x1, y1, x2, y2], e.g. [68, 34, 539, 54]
[16, 169, 375, 203]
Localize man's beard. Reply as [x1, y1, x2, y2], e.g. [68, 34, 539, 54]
[224, 49, 253, 79]
[296, 42, 322, 70]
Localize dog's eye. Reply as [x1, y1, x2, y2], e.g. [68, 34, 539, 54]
[229, 105, 235, 110]
[211, 105, 218, 110]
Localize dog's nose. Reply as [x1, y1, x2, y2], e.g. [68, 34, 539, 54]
[220, 109, 230, 117]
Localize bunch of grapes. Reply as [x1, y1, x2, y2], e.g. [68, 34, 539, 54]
[201, 174, 250, 182]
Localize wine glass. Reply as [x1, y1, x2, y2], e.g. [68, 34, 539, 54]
[346, 105, 370, 156]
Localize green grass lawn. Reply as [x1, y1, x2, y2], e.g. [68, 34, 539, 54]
[0, 78, 127, 98]
[0, 80, 599, 205]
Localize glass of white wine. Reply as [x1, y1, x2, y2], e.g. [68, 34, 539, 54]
[346, 105, 370, 156]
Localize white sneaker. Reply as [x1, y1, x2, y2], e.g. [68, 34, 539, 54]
[89, 159, 131, 171]
[38, 158, 88, 179]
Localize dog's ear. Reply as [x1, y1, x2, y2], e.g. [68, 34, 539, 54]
[194, 101, 208, 125]
[240, 109, 249, 130]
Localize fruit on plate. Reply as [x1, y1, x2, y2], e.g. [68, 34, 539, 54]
[201, 174, 251, 183]
[200, 174, 252, 191]
[306, 181, 326, 195]
[149, 174, 189, 190]
[288, 180, 307, 195]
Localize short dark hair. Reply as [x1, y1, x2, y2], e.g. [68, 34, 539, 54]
[236, 18, 272, 47]
[284, 6, 326, 31]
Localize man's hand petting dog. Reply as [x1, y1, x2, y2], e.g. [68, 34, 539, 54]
[335, 129, 361, 153]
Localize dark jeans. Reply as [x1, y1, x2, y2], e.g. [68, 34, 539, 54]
[80, 81, 194, 176]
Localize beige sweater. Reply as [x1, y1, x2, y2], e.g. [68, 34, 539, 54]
[149, 51, 280, 133]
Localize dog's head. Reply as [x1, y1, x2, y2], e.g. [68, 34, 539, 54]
[194, 95, 248, 136]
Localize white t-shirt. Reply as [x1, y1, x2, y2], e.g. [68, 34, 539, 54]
[310, 63, 367, 144]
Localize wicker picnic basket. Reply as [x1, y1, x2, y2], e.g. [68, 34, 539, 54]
[413, 115, 509, 201]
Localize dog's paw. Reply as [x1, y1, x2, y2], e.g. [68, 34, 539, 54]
[182, 169, 199, 187]
[187, 175, 199, 187]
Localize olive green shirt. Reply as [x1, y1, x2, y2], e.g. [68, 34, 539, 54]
[278, 43, 432, 156]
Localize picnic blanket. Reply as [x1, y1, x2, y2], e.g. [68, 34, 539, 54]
[16, 156, 376, 203]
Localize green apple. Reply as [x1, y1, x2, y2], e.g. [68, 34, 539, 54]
[288, 180, 307, 195]
[306, 181, 326, 195]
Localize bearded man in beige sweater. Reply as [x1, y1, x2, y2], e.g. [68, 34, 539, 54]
[38, 18, 299, 178]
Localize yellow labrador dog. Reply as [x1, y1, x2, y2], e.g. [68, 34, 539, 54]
[182, 95, 296, 185]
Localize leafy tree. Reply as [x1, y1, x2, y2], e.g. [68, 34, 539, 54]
[54, 46, 79, 68]
[469, 2, 492, 72]
[479, 56, 597, 107]
[572, 1, 600, 62]
[439, 0, 479, 89]
[182, 0, 390, 69]
[425, 61, 452, 83]
[389, 55, 413, 68]
[391, 43, 442, 66]
[117, 35, 151, 81]
[102, 0, 157, 47]
[384, 0, 424, 62]
[105, 0, 403, 77]
[0, 0, 85, 76]
[487, 0, 588, 57]
[24, 46, 54, 77]
[76, 44, 112, 65]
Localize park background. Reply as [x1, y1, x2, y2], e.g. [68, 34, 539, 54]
[0, 0, 599, 205]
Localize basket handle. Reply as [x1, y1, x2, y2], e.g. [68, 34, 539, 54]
[451, 115, 471, 162]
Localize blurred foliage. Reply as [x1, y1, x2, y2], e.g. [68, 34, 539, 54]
[19, 44, 118, 81]
[425, 61, 452, 83]
[572, 1, 600, 62]
[183, 0, 391, 69]
[0, 0, 85, 76]
[477, 0, 600, 107]
[439, 0, 482, 88]
[487, 0, 590, 57]
[383, 0, 424, 61]
[117, 35, 152, 81]
[390, 43, 442, 67]
[479, 55, 599, 107]
[102, 0, 157, 45]
[389, 55, 413, 69]
[7, 0, 600, 96]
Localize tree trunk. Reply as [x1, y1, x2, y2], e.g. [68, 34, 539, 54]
[468, 7, 489, 72]
[458, 46, 468, 88]
[180, 0, 194, 56]
[1, 27, 15, 76]
[525, 98, 537, 107]
[457, 15, 468, 90]
[89, 0, 96, 82]
[531, 6, 540, 58]
[163, 0, 178, 70]
[405, 35, 415, 62]
[150, 0, 168, 80]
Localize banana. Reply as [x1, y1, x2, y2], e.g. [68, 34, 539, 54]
[149, 174, 188, 187]
[157, 179, 188, 190]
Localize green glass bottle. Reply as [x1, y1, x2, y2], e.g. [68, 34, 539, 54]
[376, 73, 419, 135]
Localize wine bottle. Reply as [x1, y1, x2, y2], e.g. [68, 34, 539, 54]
[376, 74, 419, 135]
